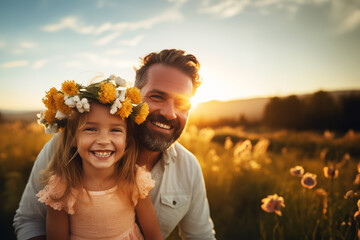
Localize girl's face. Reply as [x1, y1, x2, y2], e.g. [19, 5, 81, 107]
[76, 102, 127, 173]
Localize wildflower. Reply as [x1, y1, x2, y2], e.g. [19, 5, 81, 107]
[44, 109, 56, 124]
[116, 98, 133, 119]
[98, 82, 116, 104]
[134, 103, 149, 124]
[126, 87, 142, 104]
[301, 173, 317, 189]
[253, 138, 270, 157]
[55, 111, 67, 120]
[61, 80, 78, 96]
[323, 166, 339, 179]
[354, 174, 360, 185]
[224, 137, 233, 150]
[290, 165, 304, 177]
[45, 123, 59, 134]
[344, 190, 354, 199]
[64, 96, 76, 108]
[261, 194, 285, 216]
[115, 76, 127, 87]
[42, 87, 58, 111]
[233, 140, 252, 157]
[324, 130, 334, 139]
[54, 93, 72, 115]
[354, 210, 360, 226]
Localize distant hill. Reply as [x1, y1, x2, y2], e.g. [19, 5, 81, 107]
[1, 89, 359, 123]
[189, 89, 360, 122]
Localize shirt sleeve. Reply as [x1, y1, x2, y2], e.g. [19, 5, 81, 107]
[178, 159, 216, 240]
[13, 135, 58, 240]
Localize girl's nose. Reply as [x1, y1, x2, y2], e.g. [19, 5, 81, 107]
[96, 131, 111, 144]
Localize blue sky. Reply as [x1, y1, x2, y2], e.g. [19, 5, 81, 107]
[1, 0, 360, 110]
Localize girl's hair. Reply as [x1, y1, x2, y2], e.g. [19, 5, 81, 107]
[41, 105, 138, 206]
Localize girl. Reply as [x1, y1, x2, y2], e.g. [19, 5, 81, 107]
[36, 75, 163, 240]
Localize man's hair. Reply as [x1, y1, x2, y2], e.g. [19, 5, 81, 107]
[135, 49, 201, 94]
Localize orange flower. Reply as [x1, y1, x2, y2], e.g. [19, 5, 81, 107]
[98, 83, 116, 104]
[261, 194, 285, 216]
[53, 93, 73, 115]
[135, 103, 149, 124]
[61, 80, 78, 96]
[44, 109, 56, 124]
[42, 87, 58, 110]
[301, 173, 317, 189]
[116, 98, 133, 119]
[323, 166, 339, 179]
[126, 87, 142, 104]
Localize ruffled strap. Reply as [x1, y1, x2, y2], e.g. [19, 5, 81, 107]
[135, 165, 155, 200]
[36, 175, 78, 214]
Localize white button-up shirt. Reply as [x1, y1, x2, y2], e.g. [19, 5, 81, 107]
[13, 135, 216, 239]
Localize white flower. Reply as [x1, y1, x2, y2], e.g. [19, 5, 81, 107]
[55, 111, 67, 119]
[83, 103, 90, 112]
[73, 95, 80, 102]
[115, 76, 127, 87]
[290, 165, 304, 177]
[119, 90, 126, 102]
[109, 74, 116, 80]
[64, 97, 76, 108]
[45, 123, 59, 134]
[37, 112, 46, 125]
[81, 98, 88, 105]
[76, 102, 84, 113]
[110, 106, 117, 114]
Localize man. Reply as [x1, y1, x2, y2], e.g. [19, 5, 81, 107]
[13, 49, 216, 239]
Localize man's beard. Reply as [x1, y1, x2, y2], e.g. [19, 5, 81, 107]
[136, 112, 183, 152]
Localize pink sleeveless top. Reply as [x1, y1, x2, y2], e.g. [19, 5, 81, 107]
[37, 165, 155, 240]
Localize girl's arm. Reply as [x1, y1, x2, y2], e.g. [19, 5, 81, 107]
[136, 196, 164, 240]
[46, 206, 69, 240]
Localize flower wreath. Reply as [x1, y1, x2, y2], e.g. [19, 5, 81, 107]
[38, 74, 149, 134]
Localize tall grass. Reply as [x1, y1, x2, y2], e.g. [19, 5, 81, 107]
[1, 121, 359, 239]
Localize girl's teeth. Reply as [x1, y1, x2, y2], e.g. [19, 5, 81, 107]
[153, 121, 170, 129]
[94, 152, 112, 157]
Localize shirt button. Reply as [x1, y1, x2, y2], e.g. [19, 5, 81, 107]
[173, 200, 177, 205]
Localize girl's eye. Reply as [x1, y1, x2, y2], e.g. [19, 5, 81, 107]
[111, 128, 123, 133]
[84, 128, 96, 132]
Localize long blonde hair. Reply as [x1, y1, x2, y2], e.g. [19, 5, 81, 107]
[41, 107, 138, 205]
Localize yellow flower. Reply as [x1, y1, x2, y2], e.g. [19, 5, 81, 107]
[61, 80, 78, 96]
[53, 93, 73, 115]
[44, 109, 56, 124]
[98, 83, 116, 104]
[116, 98, 133, 119]
[42, 87, 58, 111]
[135, 103, 149, 124]
[126, 87, 142, 104]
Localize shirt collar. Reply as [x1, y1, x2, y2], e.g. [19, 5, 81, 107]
[161, 143, 177, 165]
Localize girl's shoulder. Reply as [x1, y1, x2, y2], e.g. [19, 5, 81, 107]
[36, 174, 78, 214]
[134, 165, 155, 200]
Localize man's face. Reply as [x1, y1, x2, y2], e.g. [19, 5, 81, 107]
[137, 64, 193, 152]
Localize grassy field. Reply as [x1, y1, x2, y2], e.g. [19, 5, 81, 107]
[1, 121, 360, 239]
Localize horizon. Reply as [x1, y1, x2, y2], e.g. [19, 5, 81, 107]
[1, 0, 360, 111]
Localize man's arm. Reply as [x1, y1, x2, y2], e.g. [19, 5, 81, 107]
[13, 135, 58, 240]
[178, 160, 216, 240]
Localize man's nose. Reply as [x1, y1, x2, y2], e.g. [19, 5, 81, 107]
[160, 100, 177, 120]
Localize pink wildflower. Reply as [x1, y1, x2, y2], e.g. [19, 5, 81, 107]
[261, 194, 285, 216]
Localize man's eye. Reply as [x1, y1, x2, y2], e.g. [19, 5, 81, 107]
[149, 95, 163, 101]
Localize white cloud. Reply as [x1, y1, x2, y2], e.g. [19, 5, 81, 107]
[32, 58, 49, 69]
[335, 9, 360, 34]
[104, 48, 124, 56]
[12, 49, 24, 55]
[74, 52, 135, 68]
[118, 35, 144, 47]
[41, 16, 95, 34]
[199, 0, 250, 18]
[1, 60, 29, 68]
[20, 42, 37, 49]
[94, 31, 122, 46]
